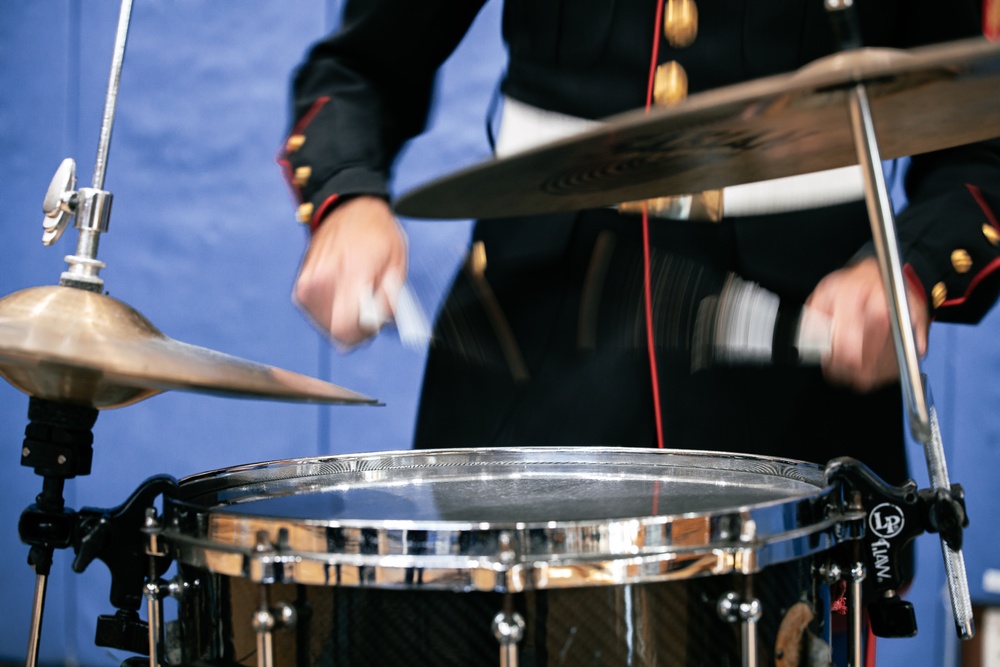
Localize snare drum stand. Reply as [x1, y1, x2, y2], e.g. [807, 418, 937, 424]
[825, 0, 975, 663]
[18, 397, 178, 667]
[18, 399, 98, 667]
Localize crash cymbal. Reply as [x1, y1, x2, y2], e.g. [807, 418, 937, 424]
[0, 286, 378, 409]
[396, 38, 1000, 220]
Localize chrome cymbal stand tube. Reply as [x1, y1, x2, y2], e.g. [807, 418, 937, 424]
[42, 0, 133, 291]
[23, 2, 133, 666]
[826, 0, 975, 640]
[846, 80, 975, 641]
[24, 576, 46, 667]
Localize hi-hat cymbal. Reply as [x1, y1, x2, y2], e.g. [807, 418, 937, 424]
[0, 286, 378, 409]
[395, 38, 1000, 220]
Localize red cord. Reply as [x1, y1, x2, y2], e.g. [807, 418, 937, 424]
[644, 0, 667, 449]
[865, 621, 878, 667]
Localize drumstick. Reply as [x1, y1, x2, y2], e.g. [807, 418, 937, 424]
[358, 279, 432, 350]
[691, 273, 832, 371]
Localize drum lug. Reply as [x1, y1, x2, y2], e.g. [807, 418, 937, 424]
[492, 611, 526, 667]
[814, 561, 842, 587]
[717, 590, 762, 624]
[492, 592, 525, 667]
[250, 528, 298, 584]
[252, 602, 297, 634]
[717, 591, 763, 667]
[252, 582, 297, 667]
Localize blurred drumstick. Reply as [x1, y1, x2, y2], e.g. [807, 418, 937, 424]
[358, 279, 433, 350]
[691, 273, 832, 372]
[350, 244, 832, 372]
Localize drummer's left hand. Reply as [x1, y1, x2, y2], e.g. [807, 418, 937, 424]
[806, 256, 930, 392]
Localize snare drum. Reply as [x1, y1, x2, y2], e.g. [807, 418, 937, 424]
[159, 448, 850, 666]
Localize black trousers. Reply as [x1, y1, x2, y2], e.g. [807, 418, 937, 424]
[414, 203, 908, 485]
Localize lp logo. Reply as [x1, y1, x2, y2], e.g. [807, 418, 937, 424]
[869, 502, 906, 539]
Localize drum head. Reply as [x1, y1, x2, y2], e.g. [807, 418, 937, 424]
[164, 447, 842, 591]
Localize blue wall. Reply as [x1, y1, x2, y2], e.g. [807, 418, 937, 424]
[0, 2, 996, 665]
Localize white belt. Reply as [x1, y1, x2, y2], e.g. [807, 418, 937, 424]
[496, 96, 865, 218]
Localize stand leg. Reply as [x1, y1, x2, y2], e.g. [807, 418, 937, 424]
[25, 571, 48, 667]
[847, 82, 975, 640]
[847, 563, 865, 667]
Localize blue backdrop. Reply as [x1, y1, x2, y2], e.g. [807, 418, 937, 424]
[0, 2, 997, 665]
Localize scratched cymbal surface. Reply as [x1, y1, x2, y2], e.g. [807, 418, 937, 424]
[395, 39, 1000, 220]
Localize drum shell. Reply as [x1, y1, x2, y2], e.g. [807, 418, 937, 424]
[167, 557, 830, 667]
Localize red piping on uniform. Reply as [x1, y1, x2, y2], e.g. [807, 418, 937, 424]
[939, 256, 1000, 309]
[903, 264, 928, 308]
[276, 96, 331, 200]
[967, 183, 1000, 231]
[643, 0, 668, 450]
[311, 193, 341, 233]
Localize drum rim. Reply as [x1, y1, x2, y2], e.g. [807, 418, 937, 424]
[175, 445, 829, 489]
[161, 447, 856, 591]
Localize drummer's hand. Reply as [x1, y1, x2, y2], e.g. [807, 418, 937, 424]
[806, 256, 930, 392]
[293, 196, 408, 348]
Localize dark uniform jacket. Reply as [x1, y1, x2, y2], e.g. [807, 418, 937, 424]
[280, 0, 1000, 481]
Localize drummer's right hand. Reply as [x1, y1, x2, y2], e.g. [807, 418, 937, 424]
[293, 196, 408, 349]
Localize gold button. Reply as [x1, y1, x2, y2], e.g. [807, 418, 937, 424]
[664, 0, 698, 48]
[951, 249, 972, 274]
[984, 223, 1000, 246]
[296, 202, 314, 224]
[654, 61, 688, 107]
[286, 134, 306, 153]
[932, 282, 947, 309]
[294, 166, 312, 188]
[469, 240, 487, 276]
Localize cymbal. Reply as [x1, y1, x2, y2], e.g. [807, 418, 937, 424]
[395, 38, 1000, 220]
[0, 286, 379, 409]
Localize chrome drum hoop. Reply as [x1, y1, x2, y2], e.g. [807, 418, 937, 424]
[162, 447, 857, 592]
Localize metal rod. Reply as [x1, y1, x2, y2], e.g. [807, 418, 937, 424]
[847, 83, 929, 441]
[145, 584, 160, 667]
[93, 0, 133, 191]
[254, 584, 276, 667]
[846, 82, 975, 639]
[929, 402, 976, 638]
[741, 616, 758, 667]
[24, 573, 47, 667]
[847, 563, 865, 667]
[145, 555, 164, 667]
[493, 595, 525, 667]
[500, 645, 519, 667]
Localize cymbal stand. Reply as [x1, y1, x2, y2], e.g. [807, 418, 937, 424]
[42, 0, 133, 292]
[20, 0, 135, 665]
[826, 0, 975, 642]
[19, 399, 99, 667]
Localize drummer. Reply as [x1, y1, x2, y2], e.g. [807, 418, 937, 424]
[280, 1, 1000, 488]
